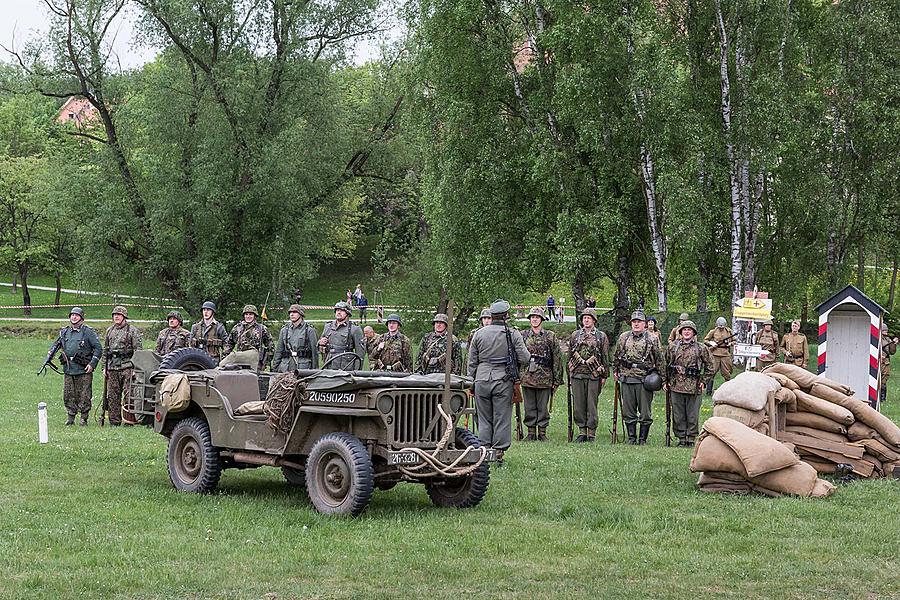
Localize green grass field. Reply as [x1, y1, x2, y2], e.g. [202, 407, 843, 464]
[2, 337, 899, 599]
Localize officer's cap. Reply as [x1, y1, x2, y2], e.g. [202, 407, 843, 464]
[490, 299, 511, 315]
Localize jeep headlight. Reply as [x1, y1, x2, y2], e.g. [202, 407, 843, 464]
[376, 395, 393, 414]
[449, 394, 463, 413]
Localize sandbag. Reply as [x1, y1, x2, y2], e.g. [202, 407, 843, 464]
[749, 461, 818, 497]
[233, 400, 266, 416]
[794, 389, 854, 425]
[801, 459, 839, 474]
[783, 425, 849, 444]
[702, 417, 799, 477]
[712, 404, 768, 430]
[809, 383, 900, 447]
[219, 349, 260, 370]
[774, 387, 797, 410]
[858, 438, 900, 463]
[763, 363, 852, 395]
[158, 373, 191, 412]
[712, 372, 781, 412]
[690, 434, 748, 476]
[784, 411, 848, 434]
[810, 478, 837, 498]
[767, 372, 800, 390]
[847, 421, 878, 441]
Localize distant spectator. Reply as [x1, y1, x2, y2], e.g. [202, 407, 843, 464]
[358, 294, 369, 323]
[353, 284, 363, 305]
[547, 294, 555, 317]
[346, 289, 353, 305]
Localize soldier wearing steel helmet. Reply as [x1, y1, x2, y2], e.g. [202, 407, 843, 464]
[46, 307, 103, 426]
[665, 320, 713, 447]
[155, 310, 191, 355]
[319, 301, 365, 370]
[466, 308, 492, 357]
[417, 313, 463, 375]
[189, 301, 231, 360]
[703, 316, 734, 395]
[753, 319, 779, 371]
[567, 307, 610, 443]
[103, 305, 143, 426]
[273, 305, 319, 372]
[614, 310, 665, 445]
[370, 314, 412, 373]
[228, 304, 275, 370]
[668, 312, 690, 344]
[520, 307, 562, 441]
[468, 300, 531, 460]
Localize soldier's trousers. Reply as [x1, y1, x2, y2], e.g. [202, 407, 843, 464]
[784, 358, 806, 369]
[671, 391, 701, 443]
[754, 359, 776, 372]
[621, 382, 653, 426]
[522, 386, 551, 428]
[710, 354, 733, 380]
[881, 374, 890, 404]
[105, 368, 133, 425]
[63, 373, 93, 417]
[474, 379, 514, 451]
[571, 377, 601, 430]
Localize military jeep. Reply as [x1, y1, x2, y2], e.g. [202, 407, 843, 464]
[148, 348, 495, 516]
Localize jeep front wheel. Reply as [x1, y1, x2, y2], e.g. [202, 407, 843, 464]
[425, 427, 490, 509]
[167, 417, 222, 493]
[305, 433, 374, 516]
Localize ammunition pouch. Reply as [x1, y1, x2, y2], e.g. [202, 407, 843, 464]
[668, 365, 702, 378]
[282, 348, 312, 360]
[71, 353, 92, 367]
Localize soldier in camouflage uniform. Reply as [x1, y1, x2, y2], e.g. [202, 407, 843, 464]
[318, 301, 365, 370]
[880, 323, 898, 405]
[521, 307, 562, 441]
[103, 306, 143, 426]
[567, 307, 610, 443]
[46, 307, 103, 426]
[190, 301, 231, 360]
[369, 314, 413, 372]
[614, 310, 665, 445]
[155, 310, 191, 356]
[753, 319, 779, 371]
[703, 317, 734, 395]
[668, 312, 689, 344]
[416, 313, 463, 375]
[228, 304, 275, 370]
[665, 320, 714, 447]
[779, 320, 809, 369]
[273, 305, 319, 372]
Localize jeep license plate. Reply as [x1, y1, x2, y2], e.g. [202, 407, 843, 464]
[389, 452, 420, 465]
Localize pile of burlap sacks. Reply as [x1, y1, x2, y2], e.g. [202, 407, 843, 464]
[691, 366, 900, 498]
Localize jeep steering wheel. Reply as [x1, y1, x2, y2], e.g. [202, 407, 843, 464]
[321, 352, 363, 371]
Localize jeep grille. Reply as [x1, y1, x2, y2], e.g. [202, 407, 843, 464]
[392, 392, 443, 447]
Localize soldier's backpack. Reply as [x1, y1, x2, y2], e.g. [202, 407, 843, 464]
[158, 374, 191, 412]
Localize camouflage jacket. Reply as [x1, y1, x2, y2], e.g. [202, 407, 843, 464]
[190, 319, 231, 359]
[647, 329, 663, 350]
[416, 332, 462, 375]
[155, 326, 191, 355]
[521, 328, 563, 388]
[229, 321, 275, 365]
[780, 332, 808, 363]
[320, 320, 365, 370]
[665, 339, 713, 395]
[881, 333, 897, 376]
[370, 332, 413, 372]
[755, 330, 779, 359]
[567, 327, 609, 381]
[703, 326, 734, 357]
[273, 321, 319, 372]
[614, 331, 664, 382]
[103, 323, 143, 371]
[48, 324, 102, 376]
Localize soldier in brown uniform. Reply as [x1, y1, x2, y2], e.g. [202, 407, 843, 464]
[703, 317, 734, 395]
[521, 307, 563, 441]
[754, 319, 779, 371]
[779, 320, 809, 369]
[880, 323, 898, 405]
[228, 304, 275, 370]
[369, 314, 413, 373]
[567, 307, 609, 442]
[614, 310, 665, 445]
[668, 312, 690, 344]
[103, 306, 143, 426]
[155, 310, 191, 356]
[416, 314, 463, 375]
[189, 301, 231, 360]
[665, 320, 714, 447]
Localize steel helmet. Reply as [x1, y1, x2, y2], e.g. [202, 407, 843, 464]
[166, 310, 183, 324]
[479, 308, 491, 319]
[643, 371, 664, 392]
[679, 320, 698, 335]
[716, 317, 727, 327]
[334, 301, 352, 315]
[288, 304, 305, 317]
[433, 313, 449, 325]
[201, 301, 217, 313]
[112, 305, 128, 318]
[630, 310, 646, 322]
[69, 307, 84, 319]
[386, 314, 402, 326]
[527, 306, 546, 320]
[582, 308, 598, 324]
[242, 304, 259, 316]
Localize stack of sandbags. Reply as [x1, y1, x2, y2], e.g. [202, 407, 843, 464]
[691, 417, 836, 498]
[762, 363, 900, 478]
[711, 371, 784, 435]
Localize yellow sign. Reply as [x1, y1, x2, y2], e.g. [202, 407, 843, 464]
[733, 297, 773, 321]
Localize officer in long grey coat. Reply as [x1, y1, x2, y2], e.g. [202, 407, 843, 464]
[467, 300, 530, 462]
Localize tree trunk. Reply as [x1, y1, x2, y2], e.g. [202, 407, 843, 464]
[856, 234, 865, 291]
[436, 287, 449, 315]
[572, 274, 586, 329]
[639, 143, 668, 311]
[55, 271, 62, 306]
[20, 266, 31, 316]
[889, 256, 898, 311]
[697, 258, 709, 312]
[11, 273, 16, 293]
[453, 303, 475, 334]
[800, 292, 809, 326]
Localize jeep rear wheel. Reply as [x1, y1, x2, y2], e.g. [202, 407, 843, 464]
[425, 427, 490, 509]
[305, 433, 374, 516]
[167, 417, 222, 493]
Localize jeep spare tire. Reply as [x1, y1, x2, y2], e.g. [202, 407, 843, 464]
[305, 433, 374, 516]
[159, 347, 217, 371]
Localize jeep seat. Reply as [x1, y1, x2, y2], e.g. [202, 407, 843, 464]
[213, 370, 261, 415]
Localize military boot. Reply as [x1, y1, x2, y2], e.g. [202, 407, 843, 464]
[79, 415, 89, 427]
[537, 427, 549, 442]
[586, 428, 596, 443]
[626, 423, 637, 445]
[525, 427, 537, 442]
[65, 415, 75, 426]
[638, 424, 651, 445]
[574, 427, 588, 443]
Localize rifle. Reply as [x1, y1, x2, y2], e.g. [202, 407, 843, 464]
[665, 387, 672, 447]
[37, 357, 61, 376]
[513, 384, 524, 441]
[705, 332, 737, 349]
[566, 366, 574, 443]
[611, 380, 620, 444]
[98, 354, 109, 427]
